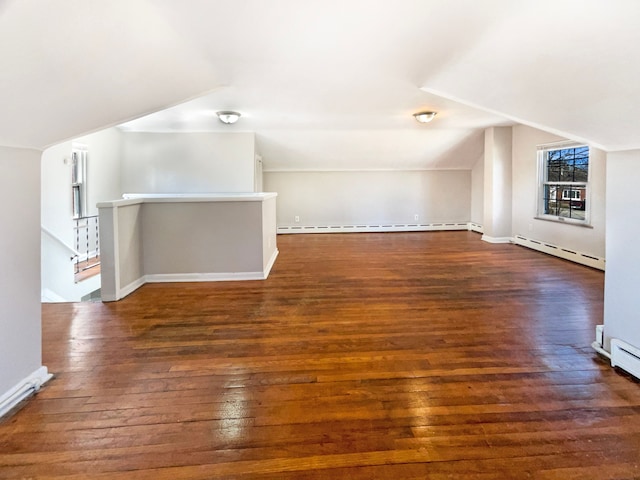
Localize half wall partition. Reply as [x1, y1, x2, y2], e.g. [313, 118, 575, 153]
[98, 193, 278, 301]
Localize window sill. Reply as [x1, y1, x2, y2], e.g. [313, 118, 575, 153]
[534, 216, 593, 229]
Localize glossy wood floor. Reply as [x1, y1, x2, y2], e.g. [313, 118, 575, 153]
[2, 232, 639, 479]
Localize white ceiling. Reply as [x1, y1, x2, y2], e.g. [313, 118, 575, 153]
[2, 0, 639, 170]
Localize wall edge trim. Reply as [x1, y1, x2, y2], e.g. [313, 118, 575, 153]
[263, 249, 279, 279]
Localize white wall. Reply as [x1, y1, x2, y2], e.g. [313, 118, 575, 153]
[42, 128, 123, 242]
[264, 170, 471, 227]
[0, 147, 45, 397]
[41, 128, 122, 301]
[117, 203, 145, 288]
[142, 202, 263, 275]
[511, 125, 606, 258]
[603, 150, 640, 351]
[120, 132, 256, 194]
[76, 128, 124, 216]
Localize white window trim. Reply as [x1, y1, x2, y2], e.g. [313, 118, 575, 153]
[71, 144, 88, 220]
[536, 141, 591, 226]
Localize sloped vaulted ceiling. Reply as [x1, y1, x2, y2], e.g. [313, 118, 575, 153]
[1, 0, 639, 168]
[0, 0, 221, 148]
[421, 0, 640, 152]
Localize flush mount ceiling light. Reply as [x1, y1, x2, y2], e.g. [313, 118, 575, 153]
[413, 111, 437, 123]
[217, 111, 241, 124]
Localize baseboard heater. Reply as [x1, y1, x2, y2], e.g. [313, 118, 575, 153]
[513, 234, 605, 270]
[278, 222, 472, 234]
[592, 324, 610, 359]
[611, 339, 640, 380]
[0, 367, 53, 419]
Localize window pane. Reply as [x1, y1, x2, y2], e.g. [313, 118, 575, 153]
[571, 209, 586, 221]
[544, 185, 558, 215]
[574, 157, 589, 181]
[72, 185, 81, 219]
[546, 146, 589, 183]
[558, 199, 571, 212]
[544, 184, 587, 220]
[547, 160, 562, 181]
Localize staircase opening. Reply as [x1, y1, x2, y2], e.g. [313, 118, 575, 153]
[73, 215, 100, 284]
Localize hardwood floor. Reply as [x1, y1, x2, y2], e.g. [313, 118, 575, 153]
[2, 231, 639, 479]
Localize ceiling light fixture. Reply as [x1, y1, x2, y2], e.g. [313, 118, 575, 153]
[217, 111, 241, 124]
[413, 111, 437, 123]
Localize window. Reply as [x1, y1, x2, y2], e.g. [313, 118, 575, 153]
[537, 143, 589, 224]
[71, 145, 88, 219]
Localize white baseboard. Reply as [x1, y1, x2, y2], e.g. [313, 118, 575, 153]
[481, 235, 512, 244]
[513, 234, 605, 270]
[0, 366, 53, 419]
[120, 276, 146, 298]
[278, 222, 470, 234]
[103, 253, 280, 302]
[101, 276, 145, 302]
[146, 271, 267, 283]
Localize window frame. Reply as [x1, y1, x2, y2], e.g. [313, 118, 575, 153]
[71, 144, 88, 220]
[536, 141, 591, 226]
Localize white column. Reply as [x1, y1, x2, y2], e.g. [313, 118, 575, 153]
[482, 127, 513, 243]
[0, 146, 52, 417]
[603, 150, 640, 352]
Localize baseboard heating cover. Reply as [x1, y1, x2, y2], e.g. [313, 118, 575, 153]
[595, 325, 604, 348]
[513, 234, 605, 270]
[278, 222, 472, 234]
[0, 366, 53, 418]
[591, 324, 610, 359]
[610, 339, 640, 380]
[468, 223, 484, 234]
